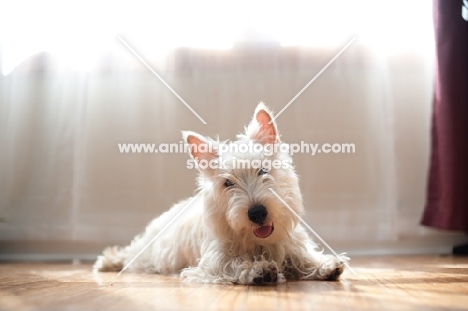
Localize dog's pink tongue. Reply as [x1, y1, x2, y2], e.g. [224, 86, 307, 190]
[254, 225, 273, 238]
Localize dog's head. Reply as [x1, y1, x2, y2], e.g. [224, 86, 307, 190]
[183, 103, 304, 246]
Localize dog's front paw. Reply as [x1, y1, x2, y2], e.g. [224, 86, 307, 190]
[253, 262, 278, 285]
[320, 255, 346, 281]
[325, 265, 344, 281]
[250, 261, 285, 285]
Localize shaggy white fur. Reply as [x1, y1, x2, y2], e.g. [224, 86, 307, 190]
[94, 103, 349, 285]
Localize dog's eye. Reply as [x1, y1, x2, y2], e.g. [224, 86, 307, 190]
[224, 179, 235, 188]
[257, 168, 269, 176]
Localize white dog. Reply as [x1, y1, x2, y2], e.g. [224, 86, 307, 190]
[94, 103, 348, 284]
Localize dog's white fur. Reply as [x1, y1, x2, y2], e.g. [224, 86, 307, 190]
[94, 103, 348, 284]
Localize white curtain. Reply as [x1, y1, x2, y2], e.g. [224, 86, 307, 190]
[1, 0, 465, 258]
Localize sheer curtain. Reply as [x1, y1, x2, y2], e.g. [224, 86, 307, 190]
[1, 0, 465, 259]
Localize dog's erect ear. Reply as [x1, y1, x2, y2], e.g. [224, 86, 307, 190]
[182, 131, 217, 164]
[246, 102, 279, 144]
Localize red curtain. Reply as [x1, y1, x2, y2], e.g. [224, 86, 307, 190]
[421, 0, 468, 232]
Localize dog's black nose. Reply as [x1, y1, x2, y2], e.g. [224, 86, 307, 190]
[248, 205, 268, 225]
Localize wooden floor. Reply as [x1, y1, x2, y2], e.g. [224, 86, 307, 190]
[1, 255, 467, 311]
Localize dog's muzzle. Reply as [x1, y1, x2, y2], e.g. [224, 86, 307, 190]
[248, 205, 274, 238]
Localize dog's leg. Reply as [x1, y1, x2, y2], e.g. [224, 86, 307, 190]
[282, 252, 348, 281]
[181, 253, 285, 285]
[279, 226, 349, 281]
